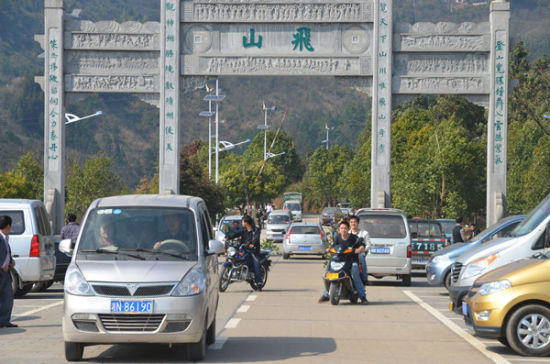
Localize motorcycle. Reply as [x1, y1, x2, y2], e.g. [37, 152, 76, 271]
[323, 245, 360, 305]
[219, 240, 271, 292]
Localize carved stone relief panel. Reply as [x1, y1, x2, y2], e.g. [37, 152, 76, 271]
[394, 53, 489, 76]
[65, 74, 159, 93]
[394, 22, 490, 52]
[64, 20, 160, 51]
[65, 51, 159, 75]
[183, 25, 213, 54]
[181, 1, 373, 23]
[393, 75, 489, 94]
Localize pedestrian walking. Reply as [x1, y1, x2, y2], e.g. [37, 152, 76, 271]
[60, 213, 80, 245]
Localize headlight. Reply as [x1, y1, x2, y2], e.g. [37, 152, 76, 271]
[431, 255, 450, 265]
[172, 269, 205, 296]
[479, 279, 511, 296]
[227, 246, 236, 257]
[330, 261, 345, 271]
[64, 265, 93, 296]
[461, 254, 498, 280]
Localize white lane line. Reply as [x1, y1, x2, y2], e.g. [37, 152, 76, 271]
[224, 318, 241, 329]
[237, 305, 250, 313]
[403, 290, 511, 364]
[246, 295, 257, 302]
[506, 358, 550, 362]
[209, 336, 228, 351]
[12, 300, 63, 321]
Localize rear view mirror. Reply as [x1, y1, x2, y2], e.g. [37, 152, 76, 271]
[545, 222, 550, 246]
[59, 238, 73, 255]
[207, 239, 225, 255]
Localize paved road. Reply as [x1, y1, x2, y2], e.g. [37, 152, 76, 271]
[1, 215, 549, 363]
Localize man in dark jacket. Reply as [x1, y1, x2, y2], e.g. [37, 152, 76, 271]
[224, 215, 263, 288]
[452, 216, 467, 243]
[0, 215, 17, 328]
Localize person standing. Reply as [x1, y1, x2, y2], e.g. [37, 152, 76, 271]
[452, 216, 467, 243]
[0, 215, 17, 328]
[470, 223, 481, 237]
[60, 213, 81, 246]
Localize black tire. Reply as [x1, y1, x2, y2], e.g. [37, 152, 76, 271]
[506, 304, 550, 356]
[219, 265, 230, 292]
[65, 342, 84, 361]
[444, 271, 452, 290]
[498, 337, 509, 347]
[250, 265, 268, 291]
[187, 327, 206, 361]
[206, 314, 216, 345]
[283, 253, 290, 260]
[12, 270, 32, 297]
[329, 282, 341, 306]
[31, 280, 54, 292]
[401, 274, 412, 287]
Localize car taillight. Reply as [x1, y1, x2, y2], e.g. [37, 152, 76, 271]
[30, 235, 40, 257]
[407, 244, 411, 258]
[318, 227, 325, 240]
[285, 227, 293, 240]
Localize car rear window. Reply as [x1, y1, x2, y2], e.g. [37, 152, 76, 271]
[268, 215, 290, 224]
[0, 210, 25, 235]
[291, 226, 320, 235]
[358, 215, 407, 239]
[285, 203, 301, 211]
[408, 222, 443, 238]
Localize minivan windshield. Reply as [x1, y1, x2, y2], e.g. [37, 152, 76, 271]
[284, 203, 301, 211]
[358, 215, 407, 239]
[509, 194, 550, 238]
[268, 214, 290, 224]
[76, 207, 197, 261]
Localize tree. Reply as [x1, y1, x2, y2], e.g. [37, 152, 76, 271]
[14, 152, 43, 200]
[65, 154, 128, 217]
[340, 129, 371, 208]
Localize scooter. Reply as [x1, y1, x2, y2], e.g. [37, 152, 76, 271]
[219, 240, 271, 292]
[323, 245, 360, 305]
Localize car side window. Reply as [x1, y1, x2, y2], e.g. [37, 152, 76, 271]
[199, 210, 210, 251]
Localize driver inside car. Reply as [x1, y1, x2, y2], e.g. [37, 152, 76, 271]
[152, 214, 191, 252]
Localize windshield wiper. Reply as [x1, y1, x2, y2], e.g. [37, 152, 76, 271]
[135, 248, 189, 260]
[81, 249, 145, 260]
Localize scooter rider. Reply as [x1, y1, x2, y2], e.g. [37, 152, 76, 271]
[224, 215, 263, 289]
[349, 215, 370, 285]
[319, 220, 368, 305]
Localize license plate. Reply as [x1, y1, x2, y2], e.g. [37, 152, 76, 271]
[371, 247, 390, 254]
[299, 245, 312, 251]
[462, 301, 469, 316]
[325, 272, 339, 279]
[111, 300, 153, 313]
[413, 259, 427, 264]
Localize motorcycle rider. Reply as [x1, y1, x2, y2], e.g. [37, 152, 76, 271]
[319, 220, 368, 305]
[224, 215, 263, 289]
[349, 215, 370, 285]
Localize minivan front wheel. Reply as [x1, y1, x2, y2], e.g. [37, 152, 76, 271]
[506, 304, 550, 356]
[187, 326, 206, 361]
[401, 274, 411, 287]
[65, 342, 84, 361]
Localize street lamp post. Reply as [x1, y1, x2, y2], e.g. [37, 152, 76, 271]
[204, 80, 225, 184]
[266, 151, 286, 159]
[199, 107, 215, 179]
[261, 103, 276, 161]
[321, 124, 334, 150]
[65, 110, 103, 125]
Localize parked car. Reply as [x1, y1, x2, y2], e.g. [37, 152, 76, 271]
[283, 200, 302, 221]
[463, 246, 550, 356]
[355, 208, 412, 286]
[59, 194, 225, 361]
[437, 218, 456, 244]
[407, 219, 448, 269]
[320, 207, 339, 226]
[0, 199, 56, 297]
[283, 222, 328, 259]
[215, 215, 242, 241]
[265, 210, 292, 242]
[426, 215, 525, 289]
[449, 192, 550, 314]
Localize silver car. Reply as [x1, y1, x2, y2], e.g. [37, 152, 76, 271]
[215, 215, 242, 241]
[265, 210, 292, 242]
[59, 195, 225, 362]
[283, 222, 328, 259]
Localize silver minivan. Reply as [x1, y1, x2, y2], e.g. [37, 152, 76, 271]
[355, 208, 412, 286]
[265, 210, 292, 242]
[449, 193, 550, 313]
[0, 199, 56, 297]
[59, 195, 225, 361]
[283, 200, 302, 221]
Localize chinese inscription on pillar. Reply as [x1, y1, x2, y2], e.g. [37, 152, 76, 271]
[47, 28, 62, 171]
[375, 0, 392, 166]
[493, 31, 507, 173]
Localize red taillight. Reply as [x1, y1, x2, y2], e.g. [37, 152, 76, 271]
[406, 244, 411, 258]
[319, 227, 325, 240]
[30, 235, 40, 257]
[285, 227, 293, 240]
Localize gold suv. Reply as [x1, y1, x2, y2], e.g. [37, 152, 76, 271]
[464, 246, 550, 357]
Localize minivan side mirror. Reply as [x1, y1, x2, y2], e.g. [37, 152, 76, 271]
[207, 239, 225, 255]
[59, 239, 73, 255]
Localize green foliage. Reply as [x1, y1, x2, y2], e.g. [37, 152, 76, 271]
[340, 129, 371, 208]
[0, 152, 43, 200]
[261, 240, 281, 255]
[66, 154, 128, 218]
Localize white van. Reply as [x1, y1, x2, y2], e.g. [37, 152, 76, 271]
[0, 199, 56, 297]
[283, 200, 302, 222]
[449, 193, 550, 313]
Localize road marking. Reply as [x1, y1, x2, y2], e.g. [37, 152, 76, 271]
[224, 318, 241, 329]
[246, 295, 257, 302]
[209, 336, 228, 350]
[403, 290, 511, 364]
[237, 305, 250, 313]
[12, 300, 63, 321]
